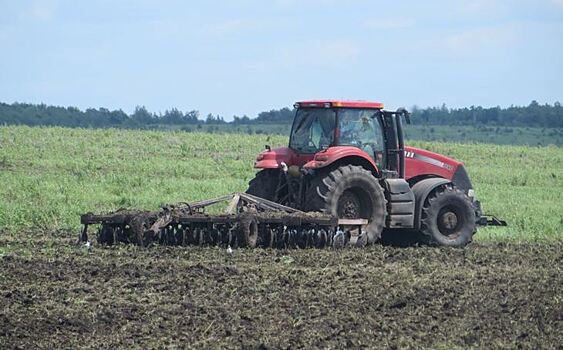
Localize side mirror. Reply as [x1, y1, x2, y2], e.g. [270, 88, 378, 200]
[396, 108, 411, 124]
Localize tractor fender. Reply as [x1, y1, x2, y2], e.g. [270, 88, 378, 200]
[254, 147, 298, 169]
[302, 146, 379, 174]
[411, 177, 451, 230]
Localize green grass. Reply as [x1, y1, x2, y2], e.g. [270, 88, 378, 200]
[404, 124, 563, 146]
[0, 125, 561, 241]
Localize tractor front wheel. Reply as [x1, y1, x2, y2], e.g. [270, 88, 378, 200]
[420, 185, 476, 247]
[246, 169, 280, 202]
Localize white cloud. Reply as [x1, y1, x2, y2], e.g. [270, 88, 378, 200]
[455, 0, 511, 14]
[273, 39, 361, 69]
[551, 0, 563, 10]
[316, 40, 361, 63]
[208, 18, 257, 36]
[25, 0, 58, 21]
[444, 26, 517, 54]
[0, 28, 10, 42]
[202, 17, 284, 39]
[362, 18, 415, 30]
[414, 25, 518, 57]
[273, 0, 343, 7]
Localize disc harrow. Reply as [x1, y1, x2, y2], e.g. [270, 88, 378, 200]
[79, 193, 367, 249]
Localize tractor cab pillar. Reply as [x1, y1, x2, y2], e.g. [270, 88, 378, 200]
[377, 108, 410, 179]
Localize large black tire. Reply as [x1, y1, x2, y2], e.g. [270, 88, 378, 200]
[306, 165, 386, 244]
[420, 185, 476, 247]
[246, 169, 280, 201]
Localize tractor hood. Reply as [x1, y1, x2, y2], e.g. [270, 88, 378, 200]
[404, 146, 462, 181]
[254, 145, 463, 181]
[254, 145, 379, 173]
[254, 147, 314, 169]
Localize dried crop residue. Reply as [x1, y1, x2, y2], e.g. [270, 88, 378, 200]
[0, 238, 561, 349]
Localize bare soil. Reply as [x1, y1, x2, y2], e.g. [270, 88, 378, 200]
[0, 234, 561, 349]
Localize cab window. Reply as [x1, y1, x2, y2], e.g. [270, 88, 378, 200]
[290, 108, 336, 153]
[338, 109, 385, 166]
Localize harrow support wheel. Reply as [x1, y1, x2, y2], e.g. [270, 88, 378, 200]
[129, 215, 152, 247]
[98, 225, 114, 245]
[240, 216, 259, 248]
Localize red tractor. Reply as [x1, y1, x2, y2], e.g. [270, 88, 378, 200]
[247, 100, 504, 247]
[79, 99, 506, 248]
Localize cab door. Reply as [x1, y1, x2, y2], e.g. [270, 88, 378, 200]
[338, 109, 386, 168]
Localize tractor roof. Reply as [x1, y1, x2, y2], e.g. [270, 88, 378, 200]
[295, 100, 384, 109]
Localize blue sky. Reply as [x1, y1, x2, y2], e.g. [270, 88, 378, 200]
[1, 0, 562, 119]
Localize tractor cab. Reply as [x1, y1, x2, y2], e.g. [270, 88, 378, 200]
[290, 100, 410, 178]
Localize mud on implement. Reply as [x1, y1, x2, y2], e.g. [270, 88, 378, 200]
[80, 193, 367, 249]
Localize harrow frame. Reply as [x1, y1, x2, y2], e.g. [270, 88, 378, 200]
[80, 193, 367, 248]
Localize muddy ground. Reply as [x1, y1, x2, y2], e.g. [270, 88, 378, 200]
[0, 233, 561, 349]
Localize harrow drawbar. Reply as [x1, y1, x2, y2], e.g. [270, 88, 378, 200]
[79, 193, 367, 249]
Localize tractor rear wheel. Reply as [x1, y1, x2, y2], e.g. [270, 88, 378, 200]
[420, 185, 476, 247]
[246, 169, 280, 201]
[306, 165, 386, 244]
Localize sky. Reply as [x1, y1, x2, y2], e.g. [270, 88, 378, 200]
[0, 0, 562, 119]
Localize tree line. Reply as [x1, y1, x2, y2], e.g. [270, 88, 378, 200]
[0, 101, 561, 129]
[410, 101, 562, 128]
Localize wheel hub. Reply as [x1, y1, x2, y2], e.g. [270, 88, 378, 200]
[338, 190, 361, 219]
[440, 211, 458, 230]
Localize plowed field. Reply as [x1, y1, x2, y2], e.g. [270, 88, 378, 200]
[1, 235, 561, 349]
